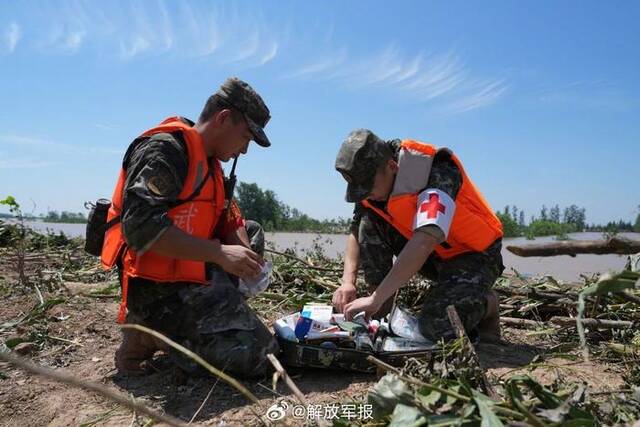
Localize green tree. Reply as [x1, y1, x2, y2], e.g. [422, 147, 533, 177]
[528, 219, 572, 237]
[634, 205, 640, 233]
[563, 205, 586, 230]
[235, 181, 348, 233]
[540, 205, 548, 221]
[496, 211, 520, 237]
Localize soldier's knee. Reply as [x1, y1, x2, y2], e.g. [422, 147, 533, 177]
[418, 298, 487, 343]
[232, 331, 279, 378]
[418, 312, 457, 342]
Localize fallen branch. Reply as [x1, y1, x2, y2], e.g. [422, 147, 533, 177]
[550, 316, 633, 329]
[0, 351, 184, 427]
[620, 291, 640, 305]
[264, 248, 343, 272]
[496, 287, 578, 301]
[446, 305, 499, 400]
[501, 317, 544, 328]
[506, 236, 640, 257]
[310, 278, 340, 290]
[266, 353, 309, 407]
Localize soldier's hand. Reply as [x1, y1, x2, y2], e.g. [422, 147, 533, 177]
[218, 245, 263, 280]
[332, 282, 357, 313]
[344, 295, 382, 322]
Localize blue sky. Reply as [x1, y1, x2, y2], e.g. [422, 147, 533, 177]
[1, 1, 638, 225]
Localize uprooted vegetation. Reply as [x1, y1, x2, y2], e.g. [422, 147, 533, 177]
[1, 220, 640, 426]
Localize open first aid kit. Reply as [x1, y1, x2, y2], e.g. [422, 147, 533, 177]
[275, 303, 438, 373]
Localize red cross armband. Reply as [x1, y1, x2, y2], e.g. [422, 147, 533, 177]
[414, 188, 456, 237]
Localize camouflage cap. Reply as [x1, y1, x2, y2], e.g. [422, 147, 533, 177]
[335, 129, 391, 202]
[217, 77, 272, 147]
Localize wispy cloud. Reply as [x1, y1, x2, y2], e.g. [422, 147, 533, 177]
[258, 41, 279, 66]
[120, 35, 151, 59]
[288, 46, 507, 113]
[286, 47, 348, 79]
[7, 2, 281, 66]
[3, 22, 21, 53]
[441, 80, 508, 114]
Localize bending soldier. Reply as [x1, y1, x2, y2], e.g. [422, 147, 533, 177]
[332, 130, 504, 342]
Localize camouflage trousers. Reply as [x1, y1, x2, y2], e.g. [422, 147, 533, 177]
[124, 220, 279, 378]
[358, 211, 505, 342]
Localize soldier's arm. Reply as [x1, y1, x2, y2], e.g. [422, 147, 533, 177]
[368, 153, 463, 309]
[222, 225, 252, 248]
[414, 151, 462, 242]
[149, 226, 262, 280]
[369, 232, 439, 305]
[342, 202, 363, 285]
[332, 203, 363, 312]
[121, 133, 188, 254]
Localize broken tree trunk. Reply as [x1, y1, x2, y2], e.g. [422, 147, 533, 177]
[550, 316, 633, 329]
[506, 236, 640, 257]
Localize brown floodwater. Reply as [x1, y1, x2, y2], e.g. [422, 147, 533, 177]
[264, 231, 640, 283]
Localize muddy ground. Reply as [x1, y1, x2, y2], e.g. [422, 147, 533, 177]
[0, 276, 629, 427]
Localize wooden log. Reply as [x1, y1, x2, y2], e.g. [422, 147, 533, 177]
[549, 316, 633, 329]
[501, 317, 544, 328]
[506, 236, 640, 257]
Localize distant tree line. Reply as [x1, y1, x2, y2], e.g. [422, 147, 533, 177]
[43, 211, 87, 224]
[0, 209, 86, 223]
[235, 182, 350, 233]
[496, 204, 640, 238]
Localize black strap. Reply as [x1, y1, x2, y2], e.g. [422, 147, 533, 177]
[168, 169, 213, 208]
[103, 169, 214, 233]
[100, 215, 122, 234]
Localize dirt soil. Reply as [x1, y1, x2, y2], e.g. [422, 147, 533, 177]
[0, 281, 627, 426]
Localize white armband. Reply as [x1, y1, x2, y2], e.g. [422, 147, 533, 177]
[414, 188, 456, 238]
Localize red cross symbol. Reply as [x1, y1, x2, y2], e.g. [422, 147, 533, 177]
[420, 193, 446, 219]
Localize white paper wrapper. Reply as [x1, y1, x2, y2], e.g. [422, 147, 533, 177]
[382, 336, 436, 352]
[238, 261, 272, 297]
[389, 305, 430, 342]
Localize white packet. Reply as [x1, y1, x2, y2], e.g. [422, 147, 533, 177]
[389, 305, 430, 342]
[382, 336, 437, 352]
[238, 261, 272, 297]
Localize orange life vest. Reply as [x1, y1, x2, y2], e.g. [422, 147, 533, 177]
[362, 139, 503, 259]
[101, 117, 225, 323]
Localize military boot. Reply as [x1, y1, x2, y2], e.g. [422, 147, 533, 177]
[115, 328, 168, 375]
